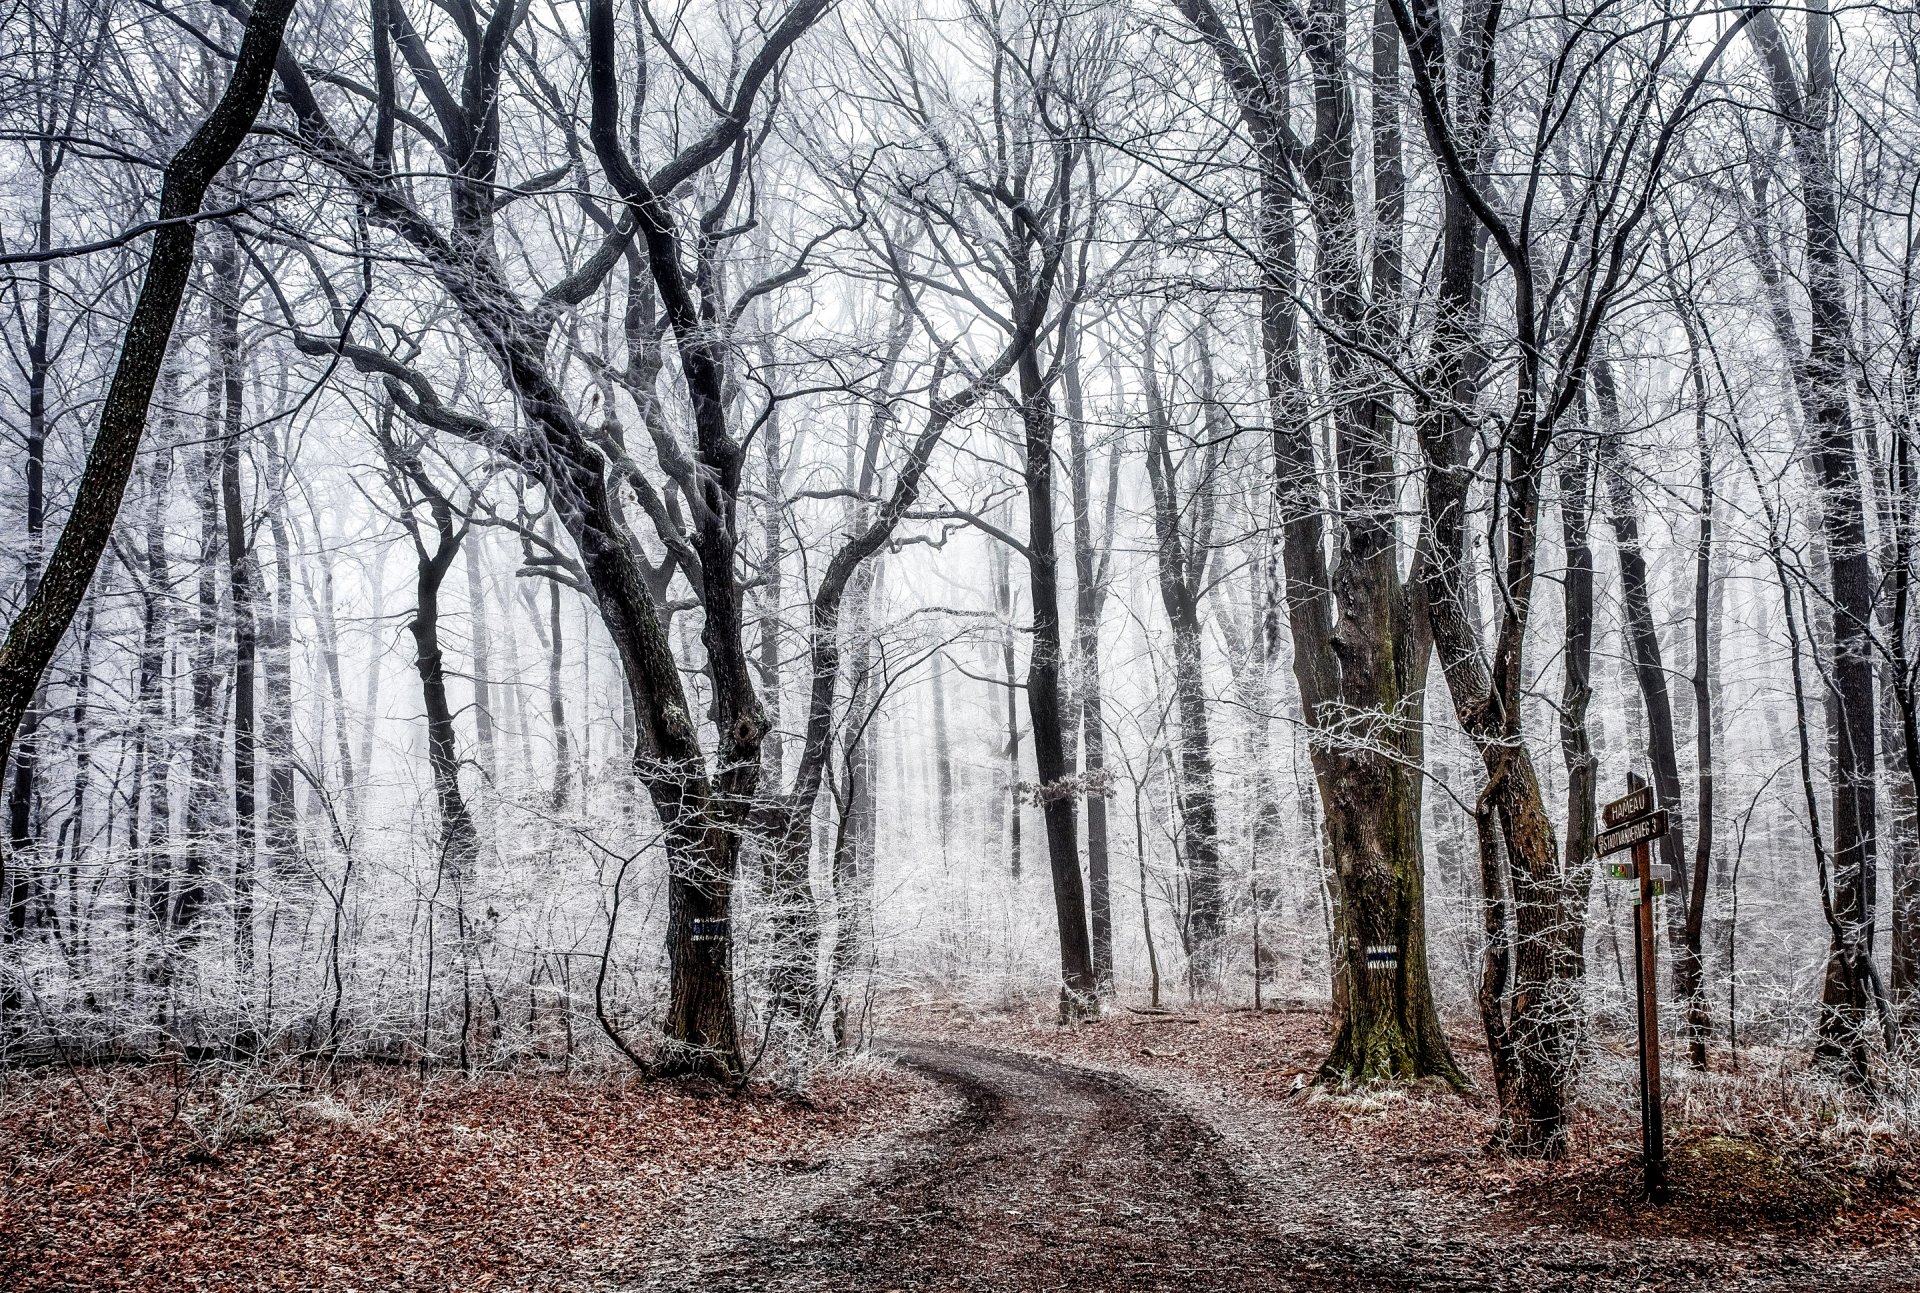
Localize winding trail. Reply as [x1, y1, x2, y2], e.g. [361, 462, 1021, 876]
[634, 1039, 1919, 1293]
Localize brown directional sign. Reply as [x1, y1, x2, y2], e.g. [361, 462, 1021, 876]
[1602, 785, 1656, 828]
[1597, 809, 1668, 859]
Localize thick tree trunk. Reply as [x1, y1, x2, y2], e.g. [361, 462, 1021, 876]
[1397, 0, 1576, 1149]
[1173, 0, 1457, 1079]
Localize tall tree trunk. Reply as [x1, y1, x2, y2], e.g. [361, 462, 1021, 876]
[1683, 311, 1719, 1068]
[1593, 353, 1702, 1058]
[136, 433, 176, 940]
[4, 118, 57, 954]
[1395, 0, 1577, 1150]
[932, 654, 954, 869]
[1750, 4, 1884, 1075]
[830, 560, 880, 1053]
[757, 372, 786, 788]
[1016, 344, 1098, 1018]
[546, 566, 571, 810]
[304, 503, 359, 825]
[1557, 434, 1598, 985]
[463, 538, 496, 791]
[1173, 0, 1459, 1080]
[213, 229, 257, 981]
[261, 427, 298, 875]
[385, 446, 481, 1023]
[177, 328, 225, 938]
[993, 534, 1023, 879]
[1064, 329, 1115, 989]
[1142, 329, 1225, 989]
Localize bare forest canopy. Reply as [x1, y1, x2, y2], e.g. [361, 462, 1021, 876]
[1, 0, 1918, 1155]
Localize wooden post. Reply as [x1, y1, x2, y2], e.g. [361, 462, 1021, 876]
[1627, 774, 1668, 1202]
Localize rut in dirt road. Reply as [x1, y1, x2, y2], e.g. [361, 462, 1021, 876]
[644, 1041, 1350, 1293]
[636, 1039, 1920, 1293]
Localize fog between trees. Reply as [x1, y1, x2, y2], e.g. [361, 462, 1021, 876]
[1, 0, 1917, 1155]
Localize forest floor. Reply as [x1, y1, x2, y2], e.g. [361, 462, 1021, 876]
[0, 1053, 920, 1291]
[645, 1001, 1920, 1293]
[5, 1005, 1918, 1291]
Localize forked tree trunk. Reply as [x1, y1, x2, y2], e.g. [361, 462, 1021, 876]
[1395, 0, 1578, 1150]
[1174, 0, 1458, 1081]
[383, 445, 481, 985]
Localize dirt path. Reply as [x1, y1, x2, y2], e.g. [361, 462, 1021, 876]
[631, 1039, 1920, 1293]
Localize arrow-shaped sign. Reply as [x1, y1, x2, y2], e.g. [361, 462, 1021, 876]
[1597, 809, 1668, 859]
[1602, 786, 1655, 828]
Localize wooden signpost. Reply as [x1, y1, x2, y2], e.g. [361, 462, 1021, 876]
[1598, 774, 1669, 1203]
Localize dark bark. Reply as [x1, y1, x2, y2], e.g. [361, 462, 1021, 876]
[750, 282, 1031, 1040]
[1064, 331, 1116, 990]
[1749, 5, 1883, 1075]
[213, 230, 257, 979]
[1017, 342, 1098, 1017]
[0, 0, 297, 964]
[1558, 434, 1598, 988]
[5, 100, 56, 947]
[1683, 311, 1718, 1069]
[1391, 0, 1572, 1150]
[378, 420, 480, 940]
[995, 538, 1023, 879]
[250, 0, 825, 1075]
[1141, 327, 1225, 987]
[261, 426, 298, 874]
[1593, 353, 1703, 1059]
[1173, 0, 1458, 1081]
